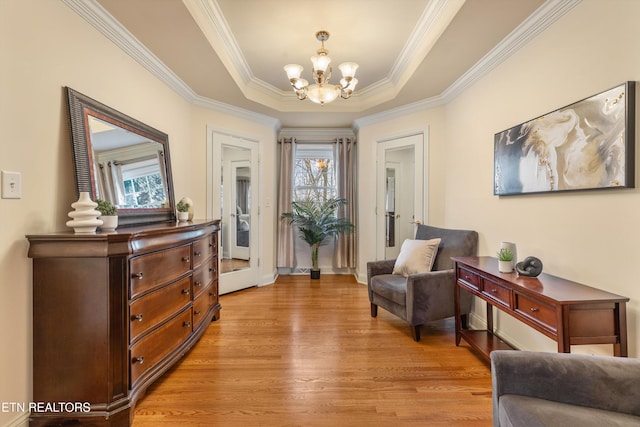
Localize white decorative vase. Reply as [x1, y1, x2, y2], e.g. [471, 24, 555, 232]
[66, 192, 103, 234]
[177, 211, 189, 222]
[99, 215, 118, 232]
[500, 242, 517, 265]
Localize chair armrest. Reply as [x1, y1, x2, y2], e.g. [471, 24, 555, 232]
[405, 269, 465, 323]
[366, 259, 396, 282]
[491, 350, 640, 426]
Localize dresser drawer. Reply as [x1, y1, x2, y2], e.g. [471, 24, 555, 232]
[192, 287, 212, 330]
[515, 293, 557, 333]
[457, 266, 480, 290]
[192, 259, 215, 299]
[130, 245, 191, 298]
[192, 236, 214, 270]
[130, 308, 193, 386]
[481, 278, 512, 308]
[129, 276, 192, 343]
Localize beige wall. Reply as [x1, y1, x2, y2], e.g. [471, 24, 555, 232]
[2, 0, 639, 425]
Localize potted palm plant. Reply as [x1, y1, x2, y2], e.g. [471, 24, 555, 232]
[281, 197, 354, 279]
[95, 199, 118, 231]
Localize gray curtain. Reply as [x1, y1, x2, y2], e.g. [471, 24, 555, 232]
[236, 177, 250, 213]
[276, 138, 295, 268]
[334, 137, 357, 268]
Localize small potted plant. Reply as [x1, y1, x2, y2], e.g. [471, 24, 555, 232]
[497, 247, 514, 273]
[176, 200, 190, 222]
[96, 199, 118, 231]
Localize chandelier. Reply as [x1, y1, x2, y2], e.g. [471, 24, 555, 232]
[284, 30, 359, 106]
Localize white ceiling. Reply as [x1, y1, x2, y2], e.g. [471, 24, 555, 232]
[82, 0, 572, 128]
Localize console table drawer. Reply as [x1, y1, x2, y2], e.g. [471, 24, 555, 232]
[129, 276, 192, 343]
[515, 293, 557, 332]
[482, 278, 512, 308]
[457, 266, 480, 290]
[130, 308, 193, 386]
[130, 245, 191, 298]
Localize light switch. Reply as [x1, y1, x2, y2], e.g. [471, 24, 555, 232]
[1, 171, 22, 199]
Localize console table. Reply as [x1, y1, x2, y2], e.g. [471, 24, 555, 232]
[453, 256, 628, 361]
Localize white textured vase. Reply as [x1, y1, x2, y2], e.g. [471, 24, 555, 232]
[66, 192, 103, 234]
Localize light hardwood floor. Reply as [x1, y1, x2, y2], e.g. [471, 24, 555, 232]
[132, 274, 493, 426]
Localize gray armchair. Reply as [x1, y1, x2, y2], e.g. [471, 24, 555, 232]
[367, 224, 478, 341]
[491, 350, 640, 426]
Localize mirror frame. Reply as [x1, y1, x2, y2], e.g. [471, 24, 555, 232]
[66, 87, 176, 226]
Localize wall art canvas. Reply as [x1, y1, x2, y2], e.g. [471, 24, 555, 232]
[494, 81, 635, 196]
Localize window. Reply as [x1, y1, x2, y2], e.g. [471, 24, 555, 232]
[121, 158, 166, 208]
[293, 144, 336, 202]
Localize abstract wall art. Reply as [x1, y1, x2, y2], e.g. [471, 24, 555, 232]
[494, 81, 635, 196]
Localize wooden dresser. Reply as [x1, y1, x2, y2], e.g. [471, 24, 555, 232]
[453, 256, 628, 361]
[27, 219, 221, 426]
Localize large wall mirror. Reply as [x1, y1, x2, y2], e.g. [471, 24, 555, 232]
[66, 87, 176, 226]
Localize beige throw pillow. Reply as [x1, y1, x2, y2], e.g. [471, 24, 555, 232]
[392, 238, 441, 277]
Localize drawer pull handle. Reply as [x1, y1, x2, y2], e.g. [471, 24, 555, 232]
[194, 310, 202, 316]
[491, 288, 498, 293]
[210, 291, 216, 297]
[133, 314, 144, 322]
[530, 307, 539, 313]
[183, 321, 191, 328]
[182, 256, 190, 263]
[132, 272, 144, 279]
[132, 356, 144, 365]
[195, 281, 202, 287]
[194, 251, 202, 257]
[182, 289, 190, 295]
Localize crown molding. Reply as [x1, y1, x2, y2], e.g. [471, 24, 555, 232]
[63, 0, 580, 129]
[355, 0, 581, 128]
[62, 0, 279, 129]
[185, 0, 465, 111]
[441, 0, 581, 102]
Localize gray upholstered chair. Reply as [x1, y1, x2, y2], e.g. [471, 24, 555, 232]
[367, 224, 478, 341]
[491, 350, 640, 426]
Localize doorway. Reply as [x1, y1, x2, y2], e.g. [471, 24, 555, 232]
[208, 130, 260, 294]
[376, 132, 427, 260]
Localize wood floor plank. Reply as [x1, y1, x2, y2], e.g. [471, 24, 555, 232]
[132, 274, 493, 426]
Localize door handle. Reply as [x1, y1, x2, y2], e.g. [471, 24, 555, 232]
[411, 220, 423, 225]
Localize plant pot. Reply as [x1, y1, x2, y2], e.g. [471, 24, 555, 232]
[310, 269, 321, 280]
[499, 260, 513, 273]
[99, 215, 118, 232]
[177, 211, 189, 222]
